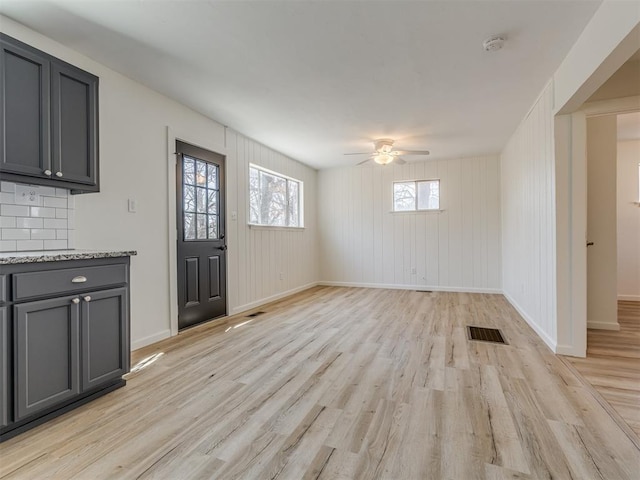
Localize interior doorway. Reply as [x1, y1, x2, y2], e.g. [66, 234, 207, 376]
[175, 140, 227, 330]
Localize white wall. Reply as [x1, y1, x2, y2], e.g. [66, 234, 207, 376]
[318, 156, 501, 292]
[617, 139, 640, 301]
[586, 115, 619, 330]
[225, 130, 318, 314]
[0, 17, 319, 349]
[501, 83, 557, 350]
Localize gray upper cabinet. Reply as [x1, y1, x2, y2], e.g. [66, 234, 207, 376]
[0, 34, 99, 193]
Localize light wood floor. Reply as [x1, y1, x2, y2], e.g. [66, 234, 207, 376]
[1, 287, 639, 479]
[566, 301, 640, 438]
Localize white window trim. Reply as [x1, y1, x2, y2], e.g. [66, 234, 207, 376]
[248, 163, 304, 227]
[392, 178, 441, 213]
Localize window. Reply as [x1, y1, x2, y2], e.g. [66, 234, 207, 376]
[249, 165, 303, 227]
[182, 155, 219, 240]
[393, 180, 440, 211]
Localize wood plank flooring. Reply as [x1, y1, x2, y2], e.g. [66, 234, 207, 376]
[1, 287, 639, 479]
[566, 300, 640, 438]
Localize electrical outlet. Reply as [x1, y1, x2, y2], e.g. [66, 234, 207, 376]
[15, 185, 40, 206]
[128, 199, 137, 213]
[279, 272, 284, 280]
[411, 267, 417, 275]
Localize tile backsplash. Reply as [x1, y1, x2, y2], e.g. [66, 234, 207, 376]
[0, 181, 75, 252]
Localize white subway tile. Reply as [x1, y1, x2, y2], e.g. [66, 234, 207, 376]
[37, 186, 57, 197]
[30, 206, 56, 218]
[43, 196, 67, 209]
[44, 218, 67, 229]
[16, 217, 43, 229]
[44, 239, 67, 250]
[0, 217, 16, 228]
[2, 228, 30, 240]
[17, 239, 44, 251]
[67, 195, 75, 209]
[0, 182, 16, 193]
[31, 229, 56, 240]
[56, 229, 68, 239]
[55, 188, 69, 198]
[0, 192, 15, 204]
[0, 239, 17, 251]
[55, 208, 68, 219]
[1, 204, 29, 217]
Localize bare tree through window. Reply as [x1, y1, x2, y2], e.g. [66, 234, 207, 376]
[393, 180, 440, 212]
[249, 165, 303, 227]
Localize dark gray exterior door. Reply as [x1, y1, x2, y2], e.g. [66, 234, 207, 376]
[0, 307, 8, 428]
[0, 36, 51, 178]
[81, 288, 129, 391]
[51, 61, 98, 185]
[14, 297, 80, 421]
[176, 141, 226, 330]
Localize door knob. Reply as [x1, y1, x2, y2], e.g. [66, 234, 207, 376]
[216, 245, 228, 251]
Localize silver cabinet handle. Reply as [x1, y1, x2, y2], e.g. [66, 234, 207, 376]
[44, 170, 52, 176]
[84, 296, 91, 302]
[71, 298, 80, 304]
[55, 171, 63, 177]
[71, 276, 87, 283]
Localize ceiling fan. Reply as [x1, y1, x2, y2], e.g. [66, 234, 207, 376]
[344, 139, 430, 165]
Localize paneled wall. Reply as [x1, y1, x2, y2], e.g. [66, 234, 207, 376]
[226, 130, 319, 314]
[318, 156, 501, 292]
[501, 83, 557, 349]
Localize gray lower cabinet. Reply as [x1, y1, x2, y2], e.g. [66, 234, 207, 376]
[0, 307, 8, 428]
[81, 288, 128, 391]
[14, 297, 80, 421]
[0, 33, 99, 193]
[0, 256, 131, 442]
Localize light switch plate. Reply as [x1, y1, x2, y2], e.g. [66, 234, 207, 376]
[15, 185, 40, 206]
[231, 211, 238, 221]
[128, 199, 137, 213]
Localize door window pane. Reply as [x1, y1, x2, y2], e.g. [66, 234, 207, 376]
[196, 214, 207, 239]
[208, 214, 218, 239]
[196, 187, 207, 213]
[184, 213, 195, 240]
[183, 158, 195, 185]
[183, 185, 195, 213]
[207, 164, 218, 189]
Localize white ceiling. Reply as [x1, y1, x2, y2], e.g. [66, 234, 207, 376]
[0, 0, 602, 169]
[618, 111, 640, 141]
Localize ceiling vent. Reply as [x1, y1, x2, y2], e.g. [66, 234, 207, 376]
[483, 35, 505, 52]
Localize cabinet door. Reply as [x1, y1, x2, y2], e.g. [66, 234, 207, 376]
[81, 288, 129, 391]
[0, 307, 8, 428]
[0, 36, 51, 178]
[14, 297, 80, 421]
[51, 61, 98, 186]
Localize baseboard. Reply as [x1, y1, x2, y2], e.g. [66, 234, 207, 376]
[229, 282, 320, 316]
[131, 329, 171, 351]
[587, 321, 621, 331]
[502, 291, 557, 353]
[618, 294, 640, 301]
[318, 281, 502, 295]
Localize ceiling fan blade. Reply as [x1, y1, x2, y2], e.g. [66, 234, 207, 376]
[394, 157, 406, 165]
[344, 152, 375, 156]
[393, 150, 430, 156]
[356, 158, 372, 166]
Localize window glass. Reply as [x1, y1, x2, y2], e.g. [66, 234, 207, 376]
[249, 165, 303, 227]
[393, 180, 440, 211]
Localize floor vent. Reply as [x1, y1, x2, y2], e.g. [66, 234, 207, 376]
[416, 290, 433, 293]
[246, 311, 266, 318]
[467, 326, 507, 344]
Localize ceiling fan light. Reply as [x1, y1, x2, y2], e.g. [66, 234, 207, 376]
[374, 154, 394, 165]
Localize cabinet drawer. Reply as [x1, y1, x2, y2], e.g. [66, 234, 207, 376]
[12, 264, 127, 301]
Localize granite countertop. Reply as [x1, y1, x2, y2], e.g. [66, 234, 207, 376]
[0, 249, 137, 265]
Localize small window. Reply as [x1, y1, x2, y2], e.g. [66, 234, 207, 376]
[393, 180, 440, 212]
[249, 165, 303, 227]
